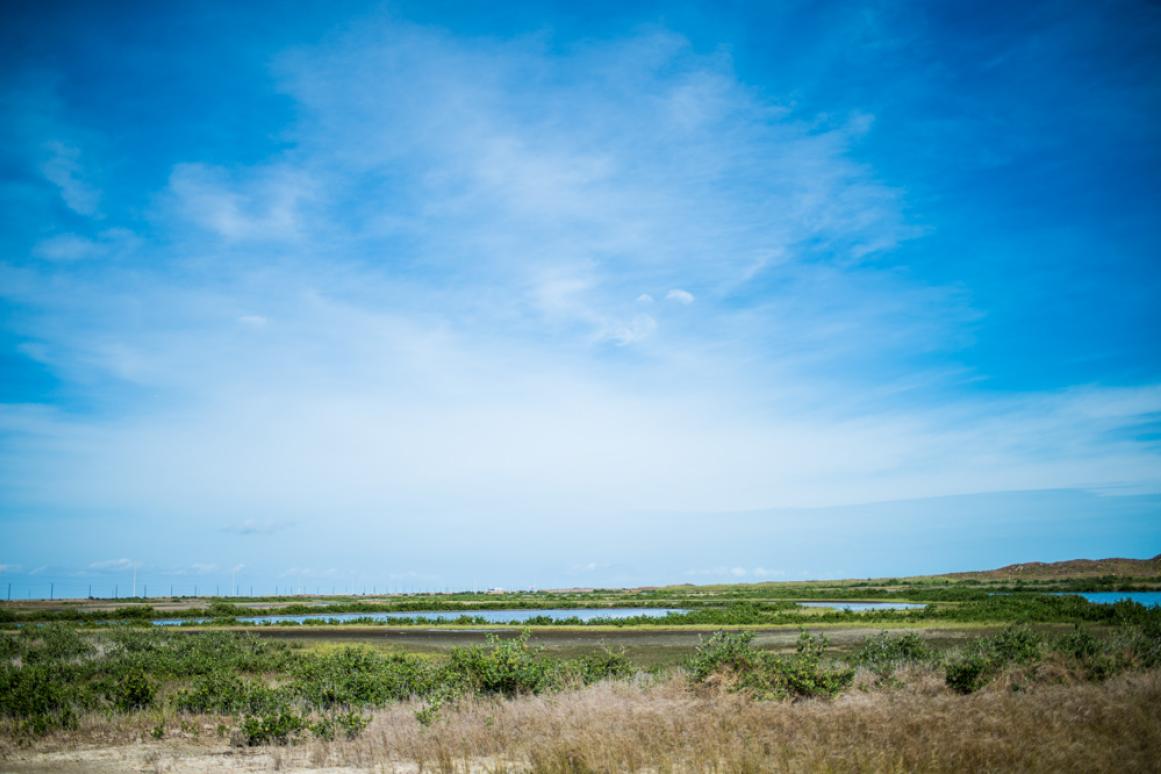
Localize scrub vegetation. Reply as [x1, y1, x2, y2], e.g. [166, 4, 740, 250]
[2, 569, 1160, 770]
[5, 570, 1160, 628]
[1, 613, 1159, 756]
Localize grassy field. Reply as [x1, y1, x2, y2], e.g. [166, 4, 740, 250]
[2, 564, 1160, 771]
[5, 671, 1160, 773]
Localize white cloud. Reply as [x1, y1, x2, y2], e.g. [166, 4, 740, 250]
[167, 163, 312, 241]
[222, 519, 290, 536]
[40, 141, 100, 217]
[88, 558, 137, 572]
[666, 289, 695, 304]
[602, 314, 656, 346]
[282, 567, 340, 579]
[636, 293, 654, 304]
[159, 562, 219, 576]
[33, 234, 99, 261]
[32, 228, 138, 262]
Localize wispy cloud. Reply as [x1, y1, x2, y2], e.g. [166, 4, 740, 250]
[0, 9, 1158, 587]
[88, 558, 137, 572]
[40, 141, 100, 217]
[684, 566, 779, 579]
[166, 163, 313, 242]
[161, 562, 218, 576]
[221, 520, 294, 536]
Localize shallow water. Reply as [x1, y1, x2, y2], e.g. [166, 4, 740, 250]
[1063, 591, 1161, 607]
[796, 601, 926, 612]
[152, 607, 687, 626]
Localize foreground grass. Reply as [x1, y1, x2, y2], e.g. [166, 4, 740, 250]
[2, 619, 1159, 770]
[4, 672, 1160, 772]
[285, 670, 1161, 773]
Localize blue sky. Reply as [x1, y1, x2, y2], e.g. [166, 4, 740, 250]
[1, 0, 1159, 597]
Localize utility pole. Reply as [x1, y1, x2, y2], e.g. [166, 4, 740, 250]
[50, 582, 54, 600]
[132, 564, 137, 598]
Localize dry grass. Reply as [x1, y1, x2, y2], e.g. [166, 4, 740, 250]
[4, 669, 1160, 772]
[325, 669, 1161, 772]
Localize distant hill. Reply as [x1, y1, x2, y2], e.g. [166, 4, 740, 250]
[945, 555, 1161, 581]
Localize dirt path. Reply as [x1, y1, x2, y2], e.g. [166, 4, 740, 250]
[0, 742, 422, 773]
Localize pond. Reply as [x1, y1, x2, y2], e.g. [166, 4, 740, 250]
[1061, 591, 1161, 607]
[152, 607, 688, 626]
[796, 601, 926, 612]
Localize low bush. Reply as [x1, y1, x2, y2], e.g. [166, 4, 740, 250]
[945, 652, 993, 694]
[686, 630, 760, 682]
[311, 710, 370, 741]
[20, 624, 93, 664]
[446, 631, 559, 696]
[853, 631, 933, 679]
[175, 671, 285, 715]
[687, 630, 854, 700]
[237, 709, 308, 746]
[0, 663, 83, 735]
[573, 645, 634, 684]
[945, 625, 1044, 693]
[292, 646, 432, 709]
[102, 669, 156, 712]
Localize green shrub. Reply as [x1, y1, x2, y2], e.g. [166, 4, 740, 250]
[572, 646, 634, 684]
[1117, 619, 1161, 668]
[686, 631, 760, 682]
[1053, 628, 1119, 680]
[292, 647, 431, 709]
[104, 669, 156, 712]
[944, 625, 1044, 693]
[687, 630, 854, 700]
[0, 633, 22, 661]
[0, 663, 82, 735]
[945, 652, 993, 694]
[238, 709, 307, 746]
[175, 670, 284, 715]
[21, 624, 92, 664]
[988, 625, 1042, 664]
[750, 631, 854, 700]
[447, 631, 558, 696]
[854, 631, 932, 679]
[311, 710, 370, 740]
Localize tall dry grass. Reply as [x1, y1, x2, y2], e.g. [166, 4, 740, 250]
[305, 668, 1161, 773]
[4, 668, 1159, 772]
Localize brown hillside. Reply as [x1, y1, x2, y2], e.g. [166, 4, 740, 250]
[946, 554, 1161, 581]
